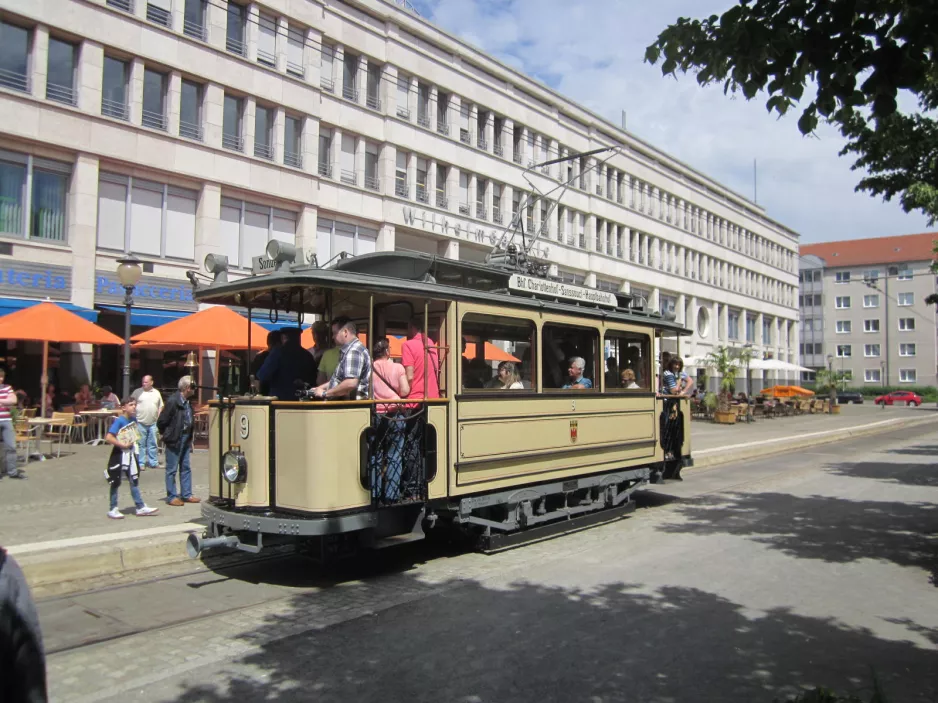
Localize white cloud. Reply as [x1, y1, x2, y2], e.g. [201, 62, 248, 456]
[417, 0, 931, 243]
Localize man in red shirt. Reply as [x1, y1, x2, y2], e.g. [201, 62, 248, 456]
[401, 318, 440, 400]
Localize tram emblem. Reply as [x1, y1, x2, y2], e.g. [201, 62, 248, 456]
[570, 420, 578, 443]
[239, 414, 250, 439]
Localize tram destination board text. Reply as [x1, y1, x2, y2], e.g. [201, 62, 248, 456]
[509, 274, 617, 307]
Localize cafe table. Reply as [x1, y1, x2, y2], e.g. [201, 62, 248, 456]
[80, 408, 119, 446]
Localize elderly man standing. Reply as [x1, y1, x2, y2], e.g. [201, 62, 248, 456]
[157, 376, 200, 506]
[132, 375, 163, 470]
[562, 357, 593, 389]
[311, 317, 372, 401]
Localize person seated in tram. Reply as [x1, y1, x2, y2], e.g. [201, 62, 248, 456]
[562, 357, 592, 389]
[604, 356, 619, 389]
[257, 327, 318, 400]
[311, 317, 372, 401]
[620, 368, 640, 389]
[495, 361, 523, 389]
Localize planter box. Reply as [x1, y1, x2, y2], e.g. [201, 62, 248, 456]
[831, 404, 841, 414]
[714, 410, 737, 424]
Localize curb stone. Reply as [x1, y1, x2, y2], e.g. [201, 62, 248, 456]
[18, 415, 935, 593]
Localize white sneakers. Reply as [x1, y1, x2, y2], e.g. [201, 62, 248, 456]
[107, 506, 160, 518]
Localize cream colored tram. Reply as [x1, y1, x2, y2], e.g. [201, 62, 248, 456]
[187, 249, 691, 558]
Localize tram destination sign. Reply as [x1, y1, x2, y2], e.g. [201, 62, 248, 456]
[509, 274, 618, 307]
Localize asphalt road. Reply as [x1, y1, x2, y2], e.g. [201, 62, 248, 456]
[43, 424, 938, 703]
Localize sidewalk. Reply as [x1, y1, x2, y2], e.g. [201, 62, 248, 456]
[2, 404, 933, 591]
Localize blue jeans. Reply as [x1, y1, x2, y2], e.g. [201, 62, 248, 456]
[0, 421, 17, 476]
[109, 472, 145, 510]
[164, 437, 193, 501]
[370, 413, 405, 501]
[136, 422, 159, 468]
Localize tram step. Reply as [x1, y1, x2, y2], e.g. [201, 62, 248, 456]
[371, 532, 427, 550]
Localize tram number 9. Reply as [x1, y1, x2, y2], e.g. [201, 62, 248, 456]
[239, 414, 250, 440]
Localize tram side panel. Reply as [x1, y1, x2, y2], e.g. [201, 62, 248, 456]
[209, 403, 271, 507]
[427, 404, 449, 500]
[453, 394, 658, 495]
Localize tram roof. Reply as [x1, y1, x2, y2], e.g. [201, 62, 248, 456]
[193, 251, 691, 335]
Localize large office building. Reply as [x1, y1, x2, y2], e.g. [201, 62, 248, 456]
[799, 232, 938, 388]
[0, 0, 800, 394]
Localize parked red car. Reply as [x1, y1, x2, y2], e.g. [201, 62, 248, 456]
[874, 390, 922, 406]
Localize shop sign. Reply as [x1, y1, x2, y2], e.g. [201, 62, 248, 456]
[508, 273, 617, 307]
[400, 207, 551, 260]
[94, 271, 197, 310]
[0, 260, 71, 300]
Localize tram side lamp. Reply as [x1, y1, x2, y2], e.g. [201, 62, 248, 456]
[204, 253, 229, 283]
[266, 239, 297, 271]
[223, 450, 248, 484]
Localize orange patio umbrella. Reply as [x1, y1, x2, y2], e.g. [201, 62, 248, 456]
[131, 306, 269, 350]
[463, 342, 520, 363]
[0, 301, 124, 418]
[761, 385, 815, 398]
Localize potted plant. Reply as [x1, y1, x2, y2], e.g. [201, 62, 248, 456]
[814, 368, 841, 414]
[704, 345, 751, 424]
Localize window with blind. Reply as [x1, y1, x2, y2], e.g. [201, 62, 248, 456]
[340, 134, 356, 184]
[219, 197, 297, 268]
[321, 42, 335, 91]
[316, 217, 378, 264]
[286, 25, 304, 76]
[257, 14, 277, 66]
[96, 172, 197, 259]
[396, 73, 410, 117]
[395, 151, 407, 197]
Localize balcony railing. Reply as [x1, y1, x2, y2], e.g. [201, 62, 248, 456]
[395, 181, 409, 198]
[364, 175, 380, 191]
[512, 149, 522, 164]
[540, 165, 550, 175]
[106, 0, 133, 11]
[416, 186, 429, 203]
[146, 3, 171, 26]
[366, 93, 381, 111]
[493, 209, 502, 224]
[318, 161, 332, 178]
[46, 83, 76, 106]
[539, 224, 551, 238]
[475, 205, 486, 220]
[459, 129, 471, 145]
[436, 120, 449, 135]
[477, 136, 487, 151]
[183, 20, 206, 41]
[101, 99, 129, 121]
[257, 49, 276, 67]
[0, 68, 29, 93]
[142, 109, 166, 131]
[458, 203, 470, 215]
[596, 185, 604, 196]
[254, 142, 273, 160]
[226, 36, 246, 57]
[396, 106, 411, 120]
[343, 85, 359, 102]
[222, 133, 243, 152]
[179, 120, 203, 141]
[493, 143, 504, 157]
[286, 61, 304, 78]
[340, 169, 357, 186]
[417, 114, 431, 129]
[436, 193, 448, 209]
[321, 76, 335, 93]
[284, 151, 302, 168]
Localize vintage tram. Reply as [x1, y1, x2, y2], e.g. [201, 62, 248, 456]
[186, 244, 692, 559]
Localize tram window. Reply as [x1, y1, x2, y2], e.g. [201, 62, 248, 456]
[461, 313, 535, 391]
[603, 331, 651, 391]
[542, 323, 599, 390]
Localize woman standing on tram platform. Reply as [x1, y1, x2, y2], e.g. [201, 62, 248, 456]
[370, 339, 410, 502]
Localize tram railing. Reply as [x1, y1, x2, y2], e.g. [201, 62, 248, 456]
[365, 400, 430, 506]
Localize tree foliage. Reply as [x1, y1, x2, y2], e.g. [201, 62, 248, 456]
[645, 0, 938, 224]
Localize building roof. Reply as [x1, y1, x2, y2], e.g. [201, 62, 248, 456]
[801, 232, 938, 268]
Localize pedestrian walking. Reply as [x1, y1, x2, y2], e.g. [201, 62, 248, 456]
[131, 375, 163, 470]
[157, 376, 201, 507]
[0, 545, 47, 702]
[0, 368, 26, 480]
[104, 397, 159, 519]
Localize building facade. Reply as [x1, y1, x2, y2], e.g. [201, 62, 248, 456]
[0, 0, 800, 394]
[799, 233, 938, 388]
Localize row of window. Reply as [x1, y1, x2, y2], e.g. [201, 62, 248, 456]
[801, 367, 918, 384]
[834, 294, 918, 309]
[832, 343, 918, 358]
[833, 268, 913, 283]
[0, 10, 795, 275]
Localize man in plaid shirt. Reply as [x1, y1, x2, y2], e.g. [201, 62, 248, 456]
[311, 317, 372, 401]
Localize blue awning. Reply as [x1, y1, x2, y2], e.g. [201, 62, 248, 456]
[0, 298, 98, 321]
[99, 306, 192, 327]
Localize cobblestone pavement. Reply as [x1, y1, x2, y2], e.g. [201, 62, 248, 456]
[42, 423, 938, 703]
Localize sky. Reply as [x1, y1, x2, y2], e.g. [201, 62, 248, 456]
[408, 0, 932, 244]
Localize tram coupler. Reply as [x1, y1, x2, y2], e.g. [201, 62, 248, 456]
[186, 531, 264, 558]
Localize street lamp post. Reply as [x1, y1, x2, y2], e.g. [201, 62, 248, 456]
[742, 343, 753, 398]
[826, 353, 834, 415]
[116, 256, 143, 399]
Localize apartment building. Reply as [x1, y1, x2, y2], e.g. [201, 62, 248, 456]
[0, 0, 800, 391]
[799, 232, 938, 388]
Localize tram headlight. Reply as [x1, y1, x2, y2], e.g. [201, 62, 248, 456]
[223, 450, 247, 484]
